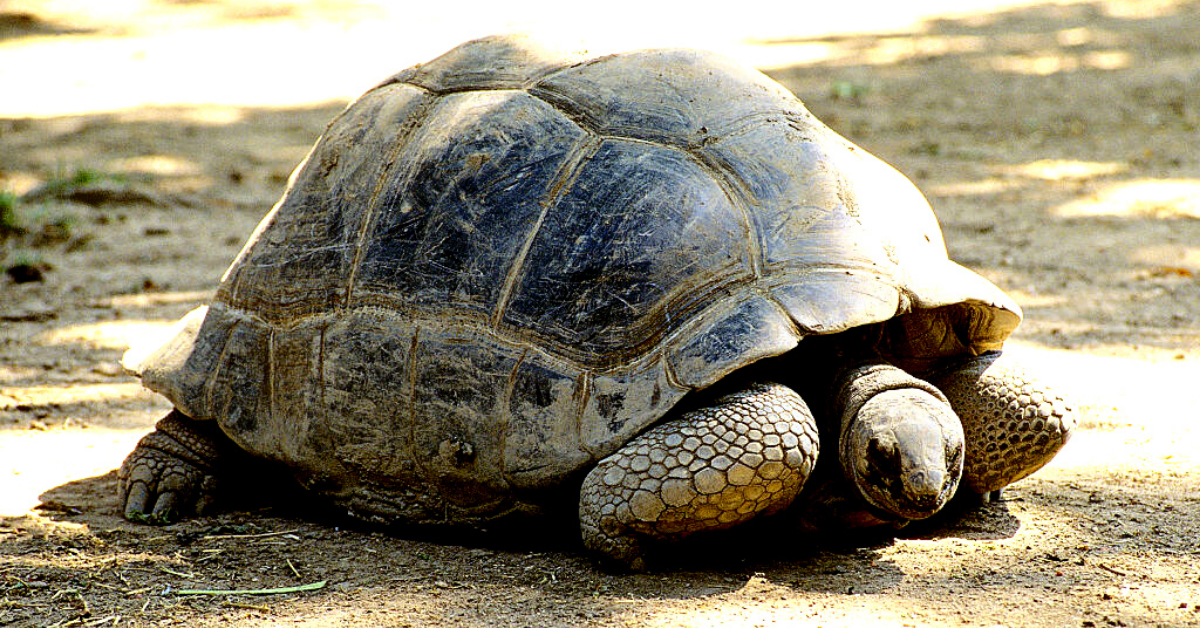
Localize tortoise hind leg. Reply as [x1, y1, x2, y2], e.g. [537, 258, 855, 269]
[930, 352, 1076, 496]
[579, 382, 819, 571]
[119, 409, 241, 523]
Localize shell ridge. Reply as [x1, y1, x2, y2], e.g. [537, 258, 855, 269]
[201, 315, 242, 422]
[490, 133, 604, 329]
[396, 80, 435, 95]
[659, 349, 689, 392]
[493, 346, 532, 485]
[266, 328, 277, 430]
[526, 85, 604, 137]
[572, 370, 594, 457]
[406, 326, 430, 492]
[697, 109, 798, 146]
[343, 93, 445, 310]
[499, 346, 530, 469]
[685, 145, 765, 278]
[403, 61, 581, 95]
[316, 325, 328, 409]
[758, 290, 807, 341]
[213, 264, 903, 372]
[524, 56, 596, 87]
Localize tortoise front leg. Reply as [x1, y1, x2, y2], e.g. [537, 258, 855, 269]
[579, 382, 819, 571]
[118, 410, 239, 523]
[930, 352, 1076, 498]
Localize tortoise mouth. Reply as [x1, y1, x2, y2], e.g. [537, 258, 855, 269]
[851, 447, 960, 520]
[853, 454, 961, 520]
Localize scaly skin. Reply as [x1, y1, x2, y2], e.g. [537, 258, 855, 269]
[118, 410, 233, 523]
[930, 352, 1076, 496]
[579, 382, 819, 571]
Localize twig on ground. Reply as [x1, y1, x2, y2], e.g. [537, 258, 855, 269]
[1098, 564, 1128, 576]
[158, 567, 194, 579]
[173, 581, 327, 596]
[200, 529, 302, 542]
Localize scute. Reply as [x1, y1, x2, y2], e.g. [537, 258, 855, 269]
[531, 47, 805, 144]
[701, 121, 905, 271]
[317, 312, 418, 483]
[124, 305, 228, 422]
[502, 138, 753, 362]
[393, 33, 590, 93]
[504, 351, 589, 488]
[125, 35, 1022, 524]
[666, 293, 802, 390]
[351, 90, 589, 318]
[581, 357, 684, 459]
[220, 83, 437, 320]
[409, 327, 521, 513]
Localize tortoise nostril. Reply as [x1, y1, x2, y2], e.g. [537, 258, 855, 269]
[907, 469, 944, 499]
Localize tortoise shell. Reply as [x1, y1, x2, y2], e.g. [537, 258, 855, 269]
[125, 35, 1019, 523]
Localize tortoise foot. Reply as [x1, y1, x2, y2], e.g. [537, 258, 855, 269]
[931, 352, 1076, 494]
[118, 410, 232, 523]
[579, 382, 819, 571]
[955, 487, 1003, 508]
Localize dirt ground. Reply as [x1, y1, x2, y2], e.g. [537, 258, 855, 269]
[2, 1, 1199, 626]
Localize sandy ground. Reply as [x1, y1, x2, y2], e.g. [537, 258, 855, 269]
[2, 1, 1199, 626]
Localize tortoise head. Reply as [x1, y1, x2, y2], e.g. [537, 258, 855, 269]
[841, 388, 964, 520]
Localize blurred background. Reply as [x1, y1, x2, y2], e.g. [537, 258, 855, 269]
[0, 0, 1128, 116]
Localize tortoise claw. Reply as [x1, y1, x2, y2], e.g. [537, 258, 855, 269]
[150, 491, 181, 522]
[121, 479, 152, 521]
[117, 410, 227, 524]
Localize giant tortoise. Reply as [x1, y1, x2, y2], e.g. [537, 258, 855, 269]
[118, 35, 1075, 570]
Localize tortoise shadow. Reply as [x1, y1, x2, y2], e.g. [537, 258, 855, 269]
[35, 466, 1017, 548]
[33, 469, 913, 596]
[897, 494, 1023, 541]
